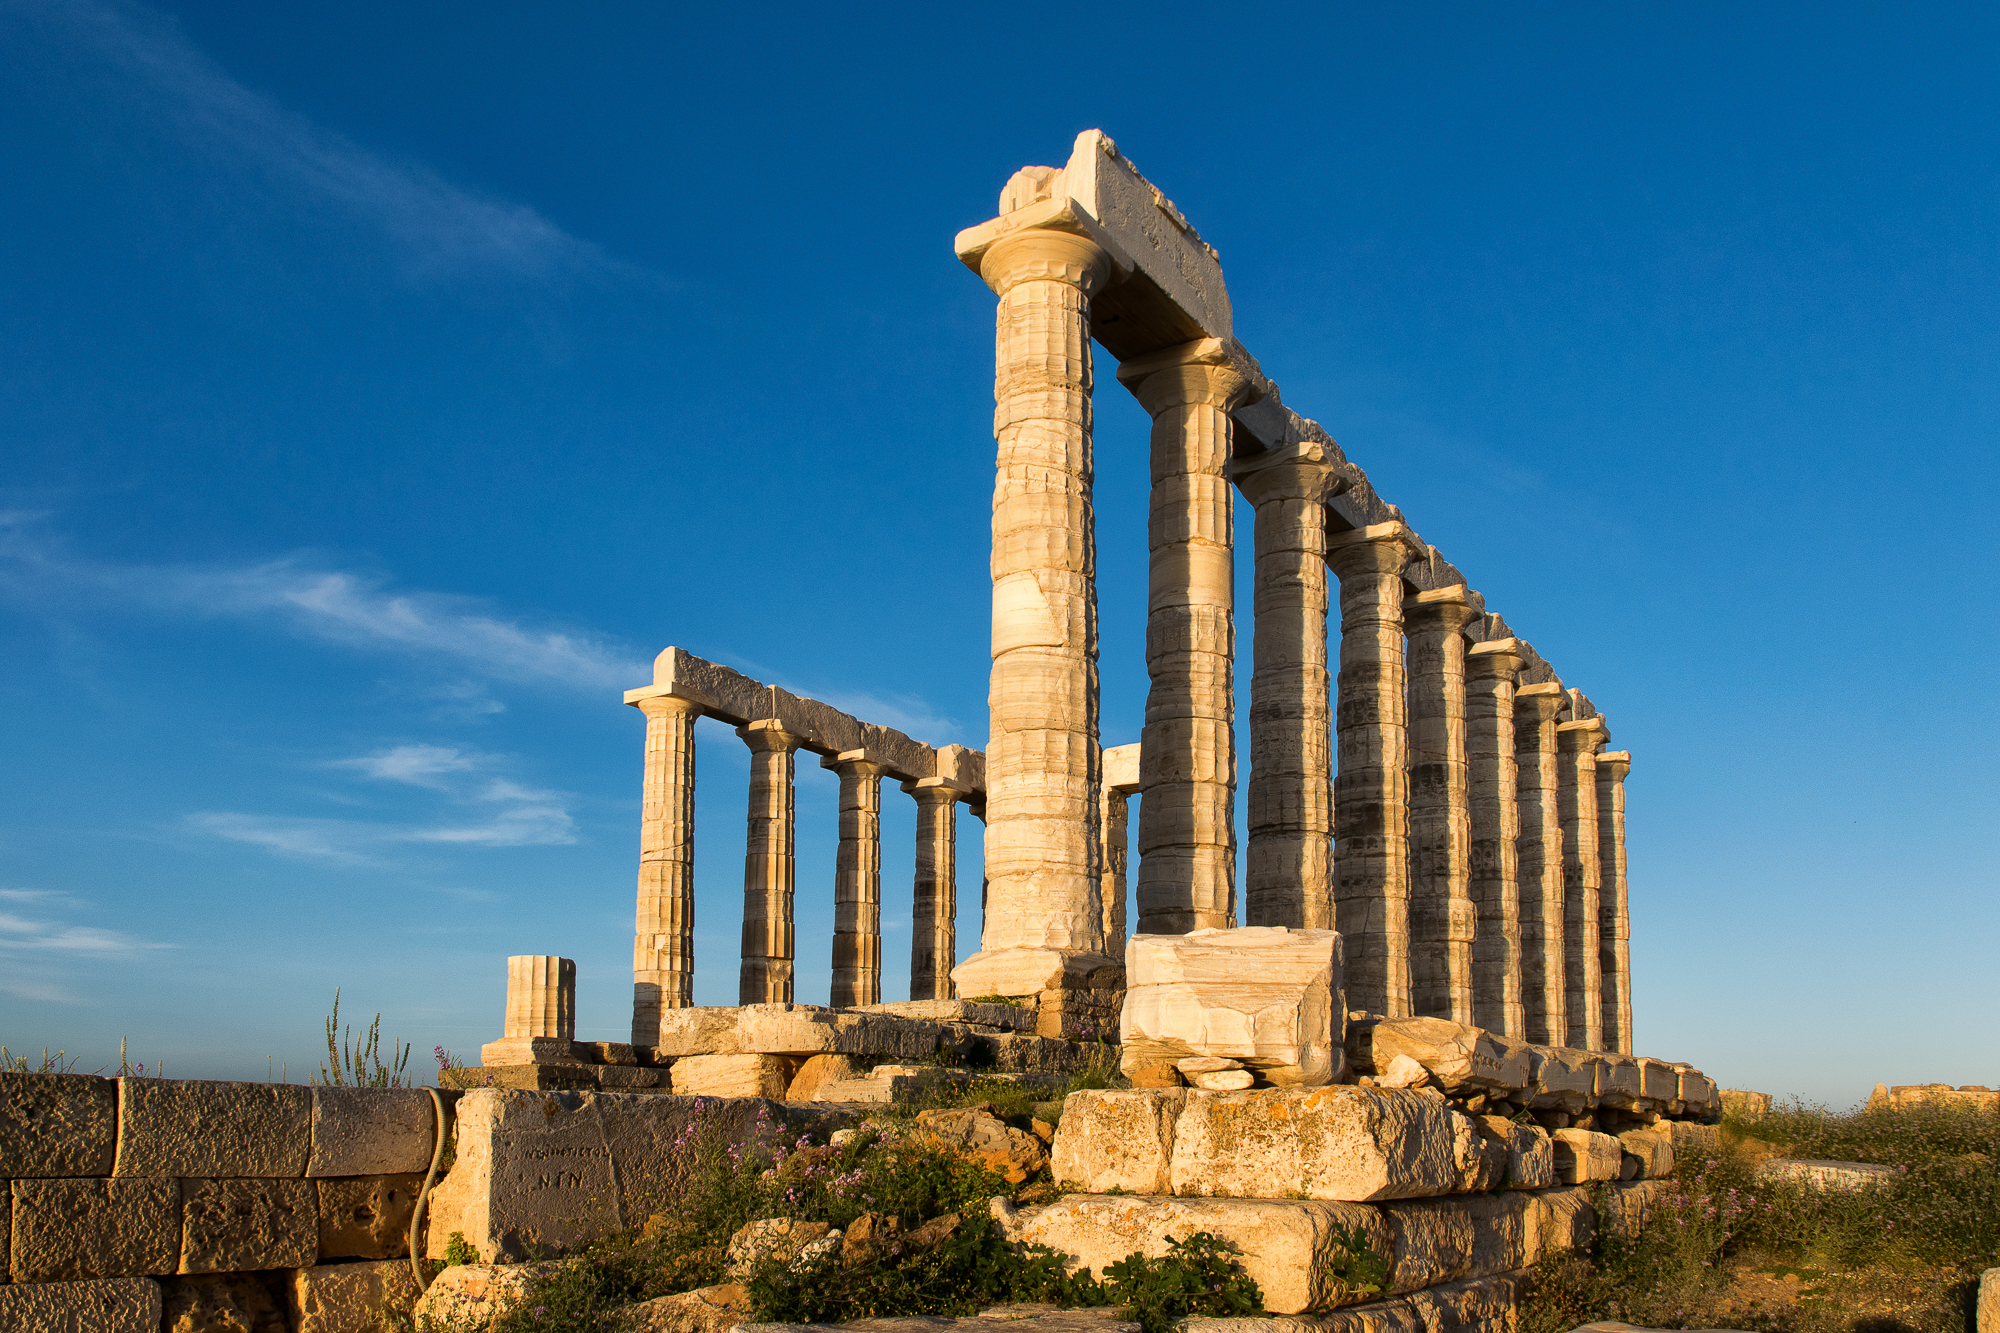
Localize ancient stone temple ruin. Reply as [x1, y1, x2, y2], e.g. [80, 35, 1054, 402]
[605, 129, 1637, 1058]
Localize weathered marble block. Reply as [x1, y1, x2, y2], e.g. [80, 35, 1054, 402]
[1352, 1017, 1531, 1095]
[1522, 1185, 1596, 1259]
[1476, 1116, 1554, 1190]
[860, 1000, 1037, 1032]
[1524, 1047, 1595, 1113]
[1617, 1127, 1675, 1179]
[1169, 1087, 1459, 1201]
[0, 1072, 117, 1177]
[999, 1194, 1389, 1315]
[115, 1078, 311, 1178]
[317, 1174, 424, 1259]
[424, 1090, 856, 1262]
[308, 1087, 442, 1177]
[1550, 1128, 1623, 1184]
[670, 1054, 793, 1099]
[0, 1277, 162, 1333]
[1380, 1192, 1527, 1293]
[1121, 927, 1344, 1087]
[178, 1177, 316, 1273]
[1593, 1054, 1643, 1110]
[735, 1005, 948, 1059]
[10, 1178, 179, 1280]
[1635, 1058, 1680, 1106]
[1051, 1089, 1187, 1194]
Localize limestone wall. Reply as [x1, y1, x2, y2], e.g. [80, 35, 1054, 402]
[0, 1071, 443, 1331]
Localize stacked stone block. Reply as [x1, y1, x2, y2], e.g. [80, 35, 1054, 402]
[0, 1072, 442, 1331]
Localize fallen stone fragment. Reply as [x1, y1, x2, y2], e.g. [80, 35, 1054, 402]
[1756, 1158, 1898, 1190]
[1353, 1017, 1531, 1095]
[672, 1054, 794, 1099]
[725, 1218, 840, 1278]
[1476, 1115, 1553, 1190]
[913, 1107, 1048, 1184]
[1121, 927, 1344, 1088]
[410, 1261, 566, 1331]
[1616, 1128, 1674, 1179]
[605, 1283, 754, 1333]
[1376, 1055, 1431, 1089]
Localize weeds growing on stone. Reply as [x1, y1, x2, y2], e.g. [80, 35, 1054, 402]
[317, 987, 413, 1088]
[1520, 1098, 1998, 1332]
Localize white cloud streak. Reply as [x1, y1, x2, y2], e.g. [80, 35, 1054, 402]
[9, 0, 619, 280]
[0, 516, 648, 691]
[189, 745, 576, 862]
[0, 888, 174, 1002]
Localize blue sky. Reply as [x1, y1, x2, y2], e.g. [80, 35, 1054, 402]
[2, 1, 1994, 1106]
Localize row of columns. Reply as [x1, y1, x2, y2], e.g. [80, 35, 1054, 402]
[629, 695, 976, 1044]
[957, 210, 1632, 1051]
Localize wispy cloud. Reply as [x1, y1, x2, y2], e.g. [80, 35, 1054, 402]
[0, 888, 174, 1002]
[10, 0, 621, 281]
[0, 515, 648, 691]
[189, 744, 576, 862]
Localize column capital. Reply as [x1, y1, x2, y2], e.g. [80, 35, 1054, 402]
[955, 195, 1135, 296]
[1114, 337, 1262, 415]
[1404, 584, 1479, 631]
[1556, 718, 1608, 751]
[1326, 521, 1426, 576]
[1596, 750, 1632, 780]
[1228, 439, 1351, 507]
[901, 775, 972, 802]
[1466, 638, 1525, 680]
[624, 685, 704, 716]
[737, 719, 804, 754]
[1513, 681, 1566, 721]
[820, 748, 891, 776]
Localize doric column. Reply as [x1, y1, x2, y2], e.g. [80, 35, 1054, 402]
[1405, 586, 1477, 1023]
[1557, 717, 1607, 1050]
[1232, 442, 1344, 931]
[1326, 521, 1425, 1018]
[1595, 751, 1633, 1053]
[1465, 639, 1525, 1039]
[1117, 339, 1257, 935]
[1513, 682, 1567, 1044]
[825, 749, 888, 1008]
[951, 221, 1122, 1021]
[739, 719, 802, 1004]
[481, 955, 579, 1066]
[629, 693, 699, 1044]
[904, 778, 961, 1002]
[1100, 742, 1141, 961]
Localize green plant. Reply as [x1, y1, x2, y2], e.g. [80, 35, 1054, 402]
[0, 1045, 86, 1074]
[443, 1231, 479, 1267]
[963, 994, 1025, 1008]
[1102, 1232, 1263, 1333]
[317, 988, 412, 1088]
[1323, 1222, 1389, 1302]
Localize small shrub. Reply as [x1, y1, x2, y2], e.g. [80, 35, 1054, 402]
[317, 988, 412, 1088]
[1324, 1222, 1390, 1302]
[1103, 1232, 1263, 1333]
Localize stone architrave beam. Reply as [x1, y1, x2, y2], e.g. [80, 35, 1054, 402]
[1556, 715, 1608, 1050]
[949, 185, 1129, 1018]
[1513, 683, 1567, 1045]
[1326, 521, 1427, 1018]
[1405, 584, 1477, 1024]
[1464, 639, 1525, 1040]
[1232, 441, 1346, 932]
[739, 720, 803, 1005]
[629, 693, 699, 1042]
[1101, 743, 1142, 962]
[825, 749, 889, 1008]
[1119, 338, 1260, 936]
[1595, 751, 1633, 1053]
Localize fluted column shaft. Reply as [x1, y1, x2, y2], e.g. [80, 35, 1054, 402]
[973, 229, 1111, 957]
[1465, 641, 1525, 1039]
[739, 720, 802, 1004]
[1595, 751, 1633, 1053]
[826, 750, 887, 1007]
[631, 694, 699, 1042]
[906, 780, 960, 1001]
[1119, 340, 1255, 935]
[1557, 718, 1606, 1049]
[1234, 444, 1341, 930]
[505, 955, 575, 1039]
[1327, 522, 1422, 1017]
[1406, 588, 1477, 1023]
[1513, 684, 1566, 1044]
